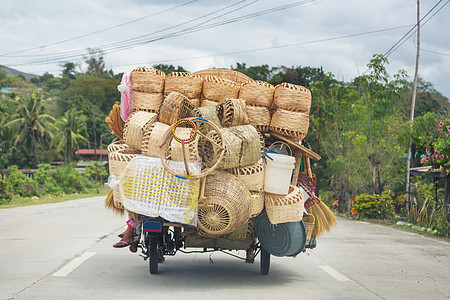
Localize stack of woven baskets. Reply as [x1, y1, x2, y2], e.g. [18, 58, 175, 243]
[107, 67, 315, 250]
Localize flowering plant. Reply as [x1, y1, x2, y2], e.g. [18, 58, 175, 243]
[420, 118, 450, 175]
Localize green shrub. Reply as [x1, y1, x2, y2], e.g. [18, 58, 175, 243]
[52, 164, 96, 194]
[34, 164, 63, 195]
[5, 165, 38, 197]
[352, 190, 395, 219]
[0, 179, 13, 204]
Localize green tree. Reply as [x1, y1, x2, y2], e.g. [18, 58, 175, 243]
[152, 64, 187, 74]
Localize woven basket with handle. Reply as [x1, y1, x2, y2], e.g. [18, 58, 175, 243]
[130, 67, 165, 93]
[265, 185, 305, 225]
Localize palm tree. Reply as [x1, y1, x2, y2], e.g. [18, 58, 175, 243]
[4, 92, 55, 165]
[53, 108, 89, 163]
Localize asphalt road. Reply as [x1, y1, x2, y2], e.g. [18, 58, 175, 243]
[1, 197, 449, 300]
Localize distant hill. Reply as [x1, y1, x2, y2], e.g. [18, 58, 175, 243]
[0, 65, 39, 81]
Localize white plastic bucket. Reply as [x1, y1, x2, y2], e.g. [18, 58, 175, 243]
[264, 152, 296, 195]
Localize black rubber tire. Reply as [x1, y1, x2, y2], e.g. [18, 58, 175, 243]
[260, 247, 270, 275]
[149, 236, 159, 274]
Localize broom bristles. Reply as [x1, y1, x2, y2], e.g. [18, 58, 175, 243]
[104, 190, 125, 216]
[306, 196, 338, 238]
[318, 201, 338, 228]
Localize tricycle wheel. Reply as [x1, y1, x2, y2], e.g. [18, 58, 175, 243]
[149, 236, 159, 274]
[260, 247, 270, 275]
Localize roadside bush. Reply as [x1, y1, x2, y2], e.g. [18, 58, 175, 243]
[5, 165, 38, 198]
[34, 164, 63, 195]
[0, 179, 13, 204]
[52, 164, 96, 194]
[352, 190, 395, 219]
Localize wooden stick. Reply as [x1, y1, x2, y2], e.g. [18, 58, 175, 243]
[181, 143, 190, 176]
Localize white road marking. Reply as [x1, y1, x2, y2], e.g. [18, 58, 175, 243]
[52, 252, 96, 277]
[319, 265, 349, 282]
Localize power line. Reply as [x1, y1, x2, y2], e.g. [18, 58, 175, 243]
[0, 0, 199, 57]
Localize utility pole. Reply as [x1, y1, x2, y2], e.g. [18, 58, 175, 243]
[406, 0, 420, 219]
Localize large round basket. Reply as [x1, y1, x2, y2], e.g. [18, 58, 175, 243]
[132, 91, 163, 113]
[273, 82, 311, 113]
[245, 105, 271, 132]
[255, 210, 307, 257]
[190, 106, 222, 134]
[107, 141, 128, 154]
[130, 67, 165, 93]
[217, 98, 249, 127]
[228, 158, 265, 191]
[201, 76, 239, 101]
[122, 111, 157, 151]
[164, 72, 203, 99]
[265, 185, 305, 225]
[193, 69, 252, 85]
[197, 172, 252, 237]
[239, 80, 274, 108]
[158, 91, 194, 125]
[141, 122, 170, 158]
[250, 191, 264, 217]
[109, 148, 142, 209]
[270, 109, 309, 141]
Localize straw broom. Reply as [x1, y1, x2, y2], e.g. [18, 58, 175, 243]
[104, 190, 125, 216]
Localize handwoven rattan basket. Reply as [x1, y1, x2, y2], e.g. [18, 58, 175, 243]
[250, 191, 264, 217]
[273, 82, 311, 112]
[239, 80, 274, 108]
[193, 69, 252, 85]
[132, 91, 163, 113]
[217, 98, 249, 127]
[200, 99, 219, 107]
[189, 98, 200, 108]
[169, 127, 200, 162]
[158, 92, 194, 125]
[109, 148, 142, 209]
[122, 111, 157, 151]
[202, 76, 239, 101]
[302, 213, 315, 245]
[265, 185, 305, 225]
[189, 106, 222, 134]
[225, 218, 255, 240]
[141, 122, 170, 158]
[228, 158, 265, 191]
[270, 108, 309, 141]
[130, 67, 165, 93]
[164, 72, 203, 99]
[107, 141, 128, 154]
[245, 105, 271, 132]
[229, 125, 264, 167]
[197, 172, 252, 237]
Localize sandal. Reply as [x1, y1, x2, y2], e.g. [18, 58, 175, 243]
[113, 240, 131, 248]
[117, 231, 126, 238]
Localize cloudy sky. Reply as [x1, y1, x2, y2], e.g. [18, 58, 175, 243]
[1, 0, 449, 98]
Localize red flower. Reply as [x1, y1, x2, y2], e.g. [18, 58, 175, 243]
[351, 208, 357, 215]
[332, 200, 338, 205]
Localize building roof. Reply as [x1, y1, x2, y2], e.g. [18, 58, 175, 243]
[75, 149, 108, 155]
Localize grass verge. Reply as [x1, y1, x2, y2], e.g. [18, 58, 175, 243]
[0, 187, 110, 209]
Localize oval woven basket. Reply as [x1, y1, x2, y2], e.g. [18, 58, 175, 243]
[189, 106, 222, 134]
[202, 76, 239, 101]
[107, 141, 128, 154]
[141, 122, 170, 158]
[245, 105, 271, 132]
[239, 80, 274, 108]
[132, 91, 163, 113]
[158, 91, 194, 125]
[197, 172, 252, 237]
[200, 99, 219, 107]
[273, 82, 311, 112]
[164, 72, 203, 99]
[270, 108, 309, 141]
[122, 111, 157, 151]
[228, 158, 265, 191]
[193, 69, 252, 85]
[169, 127, 200, 163]
[229, 125, 264, 167]
[130, 67, 165, 93]
[217, 98, 249, 127]
[250, 191, 264, 217]
[109, 148, 142, 209]
[265, 185, 305, 225]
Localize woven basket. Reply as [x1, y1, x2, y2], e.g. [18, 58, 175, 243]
[217, 98, 249, 127]
[158, 92, 194, 125]
[273, 82, 311, 113]
[200, 99, 219, 107]
[225, 218, 255, 240]
[197, 172, 252, 237]
[107, 141, 128, 154]
[265, 185, 305, 225]
[109, 148, 142, 209]
[193, 69, 252, 85]
[141, 122, 171, 158]
[250, 191, 264, 217]
[239, 80, 274, 108]
[190, 106, 222, 134]
[189, 98, 200, 108]
[122, 111, 157, 151]
[228, 158, 264, 191]
[202, 76, 239, 101]
[270, 109, 309, 141]
[132, 91, 163, 113]
[164, 72, 203, 99]
[303, 213, 315, 245]
[202, 125, 262, 169]
[130, 67, 165, 93]
[245, 105, 271, 132]
[170, 127, 200, 162]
